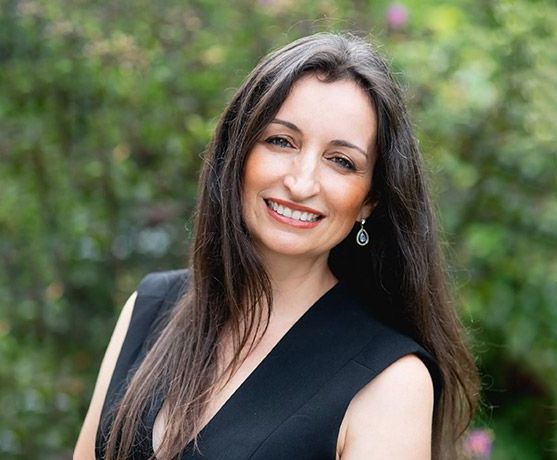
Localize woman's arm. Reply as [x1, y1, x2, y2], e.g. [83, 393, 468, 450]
[337, 354, 435, 459]
[73, 292, 138, 460]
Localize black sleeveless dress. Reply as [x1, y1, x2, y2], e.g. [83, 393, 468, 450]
[96, 270, 442, 459]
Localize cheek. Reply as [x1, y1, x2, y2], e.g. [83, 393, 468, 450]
[328, 177, 371, 220]
[243, 148, 285, 196]
[242, 149, 279, 221]
[243, 152, 264, 194]
[243, 154, 264, 209]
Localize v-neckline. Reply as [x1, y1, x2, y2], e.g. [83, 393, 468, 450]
[147, 280, 344, 457]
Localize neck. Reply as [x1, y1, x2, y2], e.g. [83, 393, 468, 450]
[260, 252, 337, 319]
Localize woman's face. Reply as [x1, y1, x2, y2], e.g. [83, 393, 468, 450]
[242, 74, 377, 264]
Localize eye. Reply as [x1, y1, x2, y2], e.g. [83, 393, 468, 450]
[265, 136, 294, 149]
[329, 155, 356, 171]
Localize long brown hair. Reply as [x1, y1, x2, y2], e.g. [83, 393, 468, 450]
[104, 32, 479, 459]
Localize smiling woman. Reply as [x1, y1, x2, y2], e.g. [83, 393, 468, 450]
[75, 33, 479, 460]
[242, 76, 375, 260]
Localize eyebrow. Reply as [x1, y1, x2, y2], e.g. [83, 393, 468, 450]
[271, 118, 369, 158]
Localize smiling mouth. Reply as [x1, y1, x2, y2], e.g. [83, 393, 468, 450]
[265, 199, 323, 223]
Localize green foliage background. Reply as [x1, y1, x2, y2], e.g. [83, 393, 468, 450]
[1, 0, 556, 458]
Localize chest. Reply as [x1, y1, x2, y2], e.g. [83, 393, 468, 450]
[152, 358, 356, 460]
[116, 283, 413, 459]
[152, 326, 295, 454]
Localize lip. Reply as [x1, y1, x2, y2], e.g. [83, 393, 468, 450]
[265, 198, 324, 216]
[264, 198, 324, 229]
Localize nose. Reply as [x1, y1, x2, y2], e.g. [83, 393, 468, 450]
[283, 151, 321, 200]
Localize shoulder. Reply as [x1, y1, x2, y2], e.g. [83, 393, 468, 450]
[74, 269, 190, 459]
[339, 354, 434, 459]
[136, 268, 190, 299]
[351, 353, 434, 416]
[130, 269, 190, 325]
[74, 291, 138, 459]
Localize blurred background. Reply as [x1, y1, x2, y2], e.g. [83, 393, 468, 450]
[1, 0, 556, 458]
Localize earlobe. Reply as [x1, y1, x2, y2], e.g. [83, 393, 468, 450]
[358, 200, 378, 222]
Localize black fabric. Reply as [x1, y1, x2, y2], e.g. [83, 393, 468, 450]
[95, 270, 189, 459]
[96, 270, 442, 459]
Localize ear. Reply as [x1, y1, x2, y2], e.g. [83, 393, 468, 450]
[357, 199, 378, 222]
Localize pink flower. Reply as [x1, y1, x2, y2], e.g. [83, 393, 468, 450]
[464, 429, 494, 459]
[386, 3, 409, 30]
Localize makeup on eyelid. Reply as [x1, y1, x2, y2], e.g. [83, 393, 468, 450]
[263, 122, 370, 165]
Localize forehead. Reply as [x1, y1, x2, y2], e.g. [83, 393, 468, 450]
[274, 74, 377, 148]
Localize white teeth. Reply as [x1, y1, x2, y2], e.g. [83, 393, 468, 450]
[266, 200, 320, 222]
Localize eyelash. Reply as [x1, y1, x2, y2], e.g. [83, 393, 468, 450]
[329, 155, 356, 171]
[266, 136, 293, 149]
[264, 136, 356, 171]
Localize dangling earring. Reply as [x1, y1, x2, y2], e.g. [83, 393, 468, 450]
[356, 219, 370, 246]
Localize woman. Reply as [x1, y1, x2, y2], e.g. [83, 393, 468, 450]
[75, 33, 479, 459]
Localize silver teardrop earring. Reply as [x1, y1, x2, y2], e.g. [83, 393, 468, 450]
[356, 219, 370, 246]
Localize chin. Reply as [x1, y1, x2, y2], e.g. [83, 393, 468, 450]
[255, 237, 330, 261]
